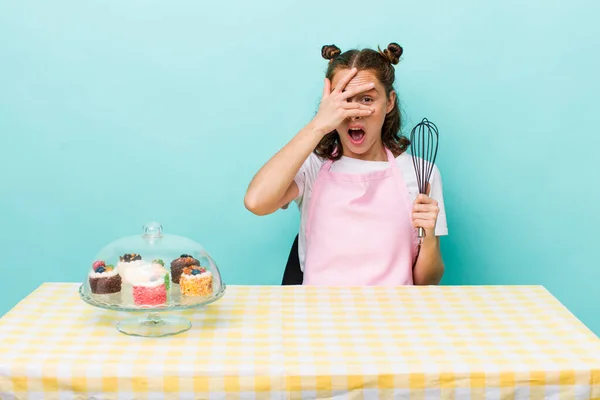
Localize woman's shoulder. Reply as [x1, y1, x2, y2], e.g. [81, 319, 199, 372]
[300, 152, 327, 174]
[295, 152, 327, 186]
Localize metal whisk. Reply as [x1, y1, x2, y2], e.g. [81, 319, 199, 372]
[409, 118, 439, 244]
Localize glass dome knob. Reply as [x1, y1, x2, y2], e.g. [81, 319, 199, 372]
[143, 222, 163, 238]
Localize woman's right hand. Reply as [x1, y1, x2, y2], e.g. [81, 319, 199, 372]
[311, 67, 376, 135]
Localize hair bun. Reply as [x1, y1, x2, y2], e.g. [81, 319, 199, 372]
[321, 44, 341, 61]
[383, 42, 403, 65]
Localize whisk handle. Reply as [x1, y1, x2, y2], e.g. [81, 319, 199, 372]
[417, 226, 425, 244]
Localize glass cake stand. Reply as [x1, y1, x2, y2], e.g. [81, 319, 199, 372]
[79, 222, 227, 337]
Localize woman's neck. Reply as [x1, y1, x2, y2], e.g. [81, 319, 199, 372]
[343, 143, 387, 162]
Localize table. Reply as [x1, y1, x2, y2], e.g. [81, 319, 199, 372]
[0, 283, 599, 399]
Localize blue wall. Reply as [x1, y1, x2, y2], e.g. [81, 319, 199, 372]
[1, 0, 599, 334]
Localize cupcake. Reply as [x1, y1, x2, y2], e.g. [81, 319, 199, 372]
[117, 253, 143, 284]
[180, 265, 213, 297]
[128, 261, 169, 306]
[89, 260, 122, 294]
[170, 254, 200, 284]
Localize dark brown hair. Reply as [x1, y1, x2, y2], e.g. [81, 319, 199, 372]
[315, 42, 410, 160]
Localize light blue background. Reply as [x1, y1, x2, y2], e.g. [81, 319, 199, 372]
[1, 1, 598, 334]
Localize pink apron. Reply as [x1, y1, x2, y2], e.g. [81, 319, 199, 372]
[303, 147, 419, 286]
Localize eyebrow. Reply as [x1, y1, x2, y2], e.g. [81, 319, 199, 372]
[339, 87, 379, 94]
[340, 88, 379, 96]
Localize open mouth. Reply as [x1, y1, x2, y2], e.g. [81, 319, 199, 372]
[348, 127, 366, 145]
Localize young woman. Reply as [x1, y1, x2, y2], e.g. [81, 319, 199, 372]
[245, 43, 447, 286]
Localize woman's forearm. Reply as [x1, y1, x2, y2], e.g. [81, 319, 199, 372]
[245, 70, 375, 217]
[244, 122, 324, 216]
[412, 236, 445, 285]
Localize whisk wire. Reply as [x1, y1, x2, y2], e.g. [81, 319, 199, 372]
[409, 118, 439, 243]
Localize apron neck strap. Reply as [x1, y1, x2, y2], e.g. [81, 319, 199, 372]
[323, 146, 394, 170]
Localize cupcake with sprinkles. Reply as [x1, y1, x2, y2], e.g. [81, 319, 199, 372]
[117, 253, 143, 284]
[89, 260, 122, 294]
[170, 254, 200, 284]
[180, 264, 213, 297]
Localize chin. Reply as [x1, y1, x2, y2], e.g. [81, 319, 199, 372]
[346, 144, 369, 155]
[341, 138, 374, 156]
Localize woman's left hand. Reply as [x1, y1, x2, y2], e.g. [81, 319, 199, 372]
[412, 193, 440, 238]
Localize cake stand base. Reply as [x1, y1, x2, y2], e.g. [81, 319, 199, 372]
[117, 312, 191, 337]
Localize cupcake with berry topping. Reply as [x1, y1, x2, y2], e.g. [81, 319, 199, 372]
[180, 265, 213, 297]
[128, 261, 169, 306]
[89, 260, 122, 294]
[170, 254, 200, 284]
[117, 253, 143, 284]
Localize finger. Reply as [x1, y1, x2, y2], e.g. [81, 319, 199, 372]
[322, 78, 331, 98]
[333, 68, 357, 93]
[426, 182, 431, 196]
[344, 108, 374, 118]
[412, 212, 438, 221]
[412, 204, 440, 213]
[341, 102, 374, 111]
[412, 219, 436, 230]
[341, 82, 376, 100]
[415, 194, 436, 204]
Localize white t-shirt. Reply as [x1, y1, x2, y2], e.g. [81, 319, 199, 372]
[292, 152, 448, 272]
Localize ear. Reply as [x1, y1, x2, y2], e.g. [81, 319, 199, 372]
[386, 90, 396, 114]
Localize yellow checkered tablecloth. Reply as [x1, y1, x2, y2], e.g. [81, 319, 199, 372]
[0, 283, 599, 399]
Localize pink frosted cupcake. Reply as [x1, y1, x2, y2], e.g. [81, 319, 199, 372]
[128, 260, 170, 306]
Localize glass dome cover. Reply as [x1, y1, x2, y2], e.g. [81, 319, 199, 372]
[80, 222, 225, 311]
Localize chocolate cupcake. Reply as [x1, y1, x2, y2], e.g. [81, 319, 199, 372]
[89, 260, 122, 294]
[170, 254, 200, 284]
